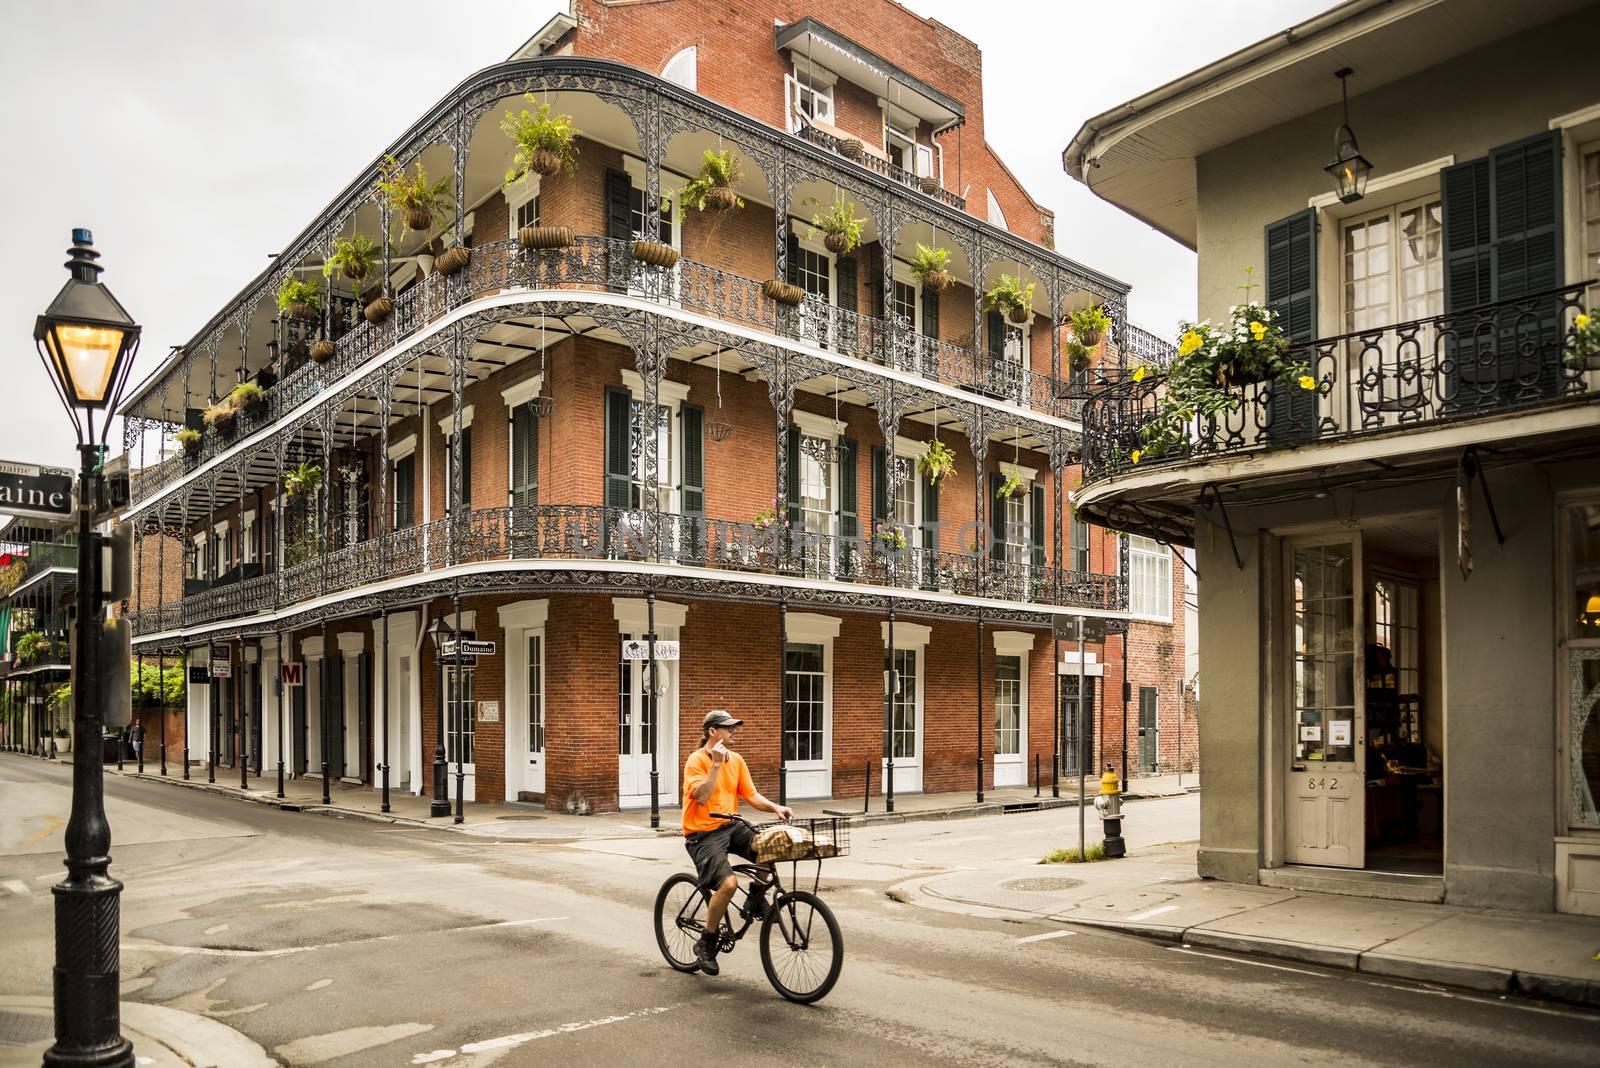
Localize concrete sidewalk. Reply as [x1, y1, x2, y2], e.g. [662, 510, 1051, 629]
[904, 842, 1600, 1010]
[92, 754, 1194, 839]
[0, 996, 273, 1068]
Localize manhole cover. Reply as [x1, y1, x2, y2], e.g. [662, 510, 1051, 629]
[0, 1010, 53, 1046]
[1000, 877, 1084, 892]
[495, 814, 546, 821]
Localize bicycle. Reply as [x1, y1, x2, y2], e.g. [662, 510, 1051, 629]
[653, 812, 848, 1004]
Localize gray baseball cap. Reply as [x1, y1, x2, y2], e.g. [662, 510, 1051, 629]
[703, 709, 744, 729]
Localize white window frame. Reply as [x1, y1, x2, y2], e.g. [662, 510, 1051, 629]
[783, 613, 839, 790]
[622, 157, 680, 252]
[997, 462, 1035, 567]
[503, 376, 544, 511]
[213, 520, 231, 576]
[793, 409, 843, 540]
[1579, 137, 1600, 310]
[890, 259, 921, 327]
[786, 64, 835, 133]
[241, 509, 257, 565]
[498, 598, 549, 791]
[190, 532, 206, 580]
[506, 174, 541, 240]
[387, 434, 417, 532]
[662, 46, 697, 91]
[993, 630, 1033, 763]
[881, 621, 930, 788]
[986, 189, 1008, 230]
[1340, 193, 1444, 332]
[1129, 534, 1173, 620]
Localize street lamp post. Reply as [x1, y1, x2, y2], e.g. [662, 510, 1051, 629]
[34, 229, 140, 1068]
[428, 614, 452, 817]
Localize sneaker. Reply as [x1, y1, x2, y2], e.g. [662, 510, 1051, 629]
[695, 935, 720, 976]
[745, 890, 768, 919]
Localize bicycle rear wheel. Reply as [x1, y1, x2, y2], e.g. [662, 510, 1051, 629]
[759, 889, 843, 1003]
[654, 873, 705, 972]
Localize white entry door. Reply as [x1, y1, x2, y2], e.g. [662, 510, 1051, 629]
[1285, 536, 1365, 867]
[505, 630, 546, 799]
[782, 641, 832, 798]
[444, 664, 476, 803]
[618, 633, 678, 808]
[396, 654, 413, 792]
[993, 654, 1027, 787]
[884, 647, 924, 794]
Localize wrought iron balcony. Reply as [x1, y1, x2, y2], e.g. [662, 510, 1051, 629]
[127, 503, 1123, 636]
[130, 236, 1078, 504]
[1082, 285, 1596, 482]
[794, 125, 966, 211]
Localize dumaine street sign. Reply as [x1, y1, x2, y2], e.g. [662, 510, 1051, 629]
[0, 460, 74, 522]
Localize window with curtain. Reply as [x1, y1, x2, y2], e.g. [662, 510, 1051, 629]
[1129, 535, 1172, 618]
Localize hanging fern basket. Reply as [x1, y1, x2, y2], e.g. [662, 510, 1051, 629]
[403, 206, 432, 231]
[1007, 302, 1031, 326]
[823, 232, 852, 256]
[839, 139, 865, 161]
[528, 149, 564, 177]
[286, 302, 320, 322]
[531, 395, 556, 418]
[920, 269, 952, 294]
[702, 185, 740, 212]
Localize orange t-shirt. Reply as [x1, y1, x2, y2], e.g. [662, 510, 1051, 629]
[682, 747, 757, 834]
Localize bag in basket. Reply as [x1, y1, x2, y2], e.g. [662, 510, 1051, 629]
[753, 823, 839, 863]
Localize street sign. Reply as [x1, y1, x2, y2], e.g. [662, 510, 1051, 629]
[281, 662, 303, 687]
[622, 639, 679, 661]
[439, 639, 496, 658]
[1053, 616, 1114, 643]
[0, 459, 74, 522]
[188, 666, 209, 684]
[209, 660, 232, 678]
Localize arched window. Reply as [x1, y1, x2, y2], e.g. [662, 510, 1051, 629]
[986, 189, 1008, 231]
[662, 47, 697, 91]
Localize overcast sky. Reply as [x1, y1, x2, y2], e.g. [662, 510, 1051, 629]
[0, 0, 1332, 477]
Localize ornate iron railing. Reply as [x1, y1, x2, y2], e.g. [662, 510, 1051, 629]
[133, 234, 1087, 503]
[1082, 285, 1595, 482]
[795, 125, 966, 211]
[128, 503, 1123, 635]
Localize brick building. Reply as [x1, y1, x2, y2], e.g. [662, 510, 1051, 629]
[115, 0, 1187, 815]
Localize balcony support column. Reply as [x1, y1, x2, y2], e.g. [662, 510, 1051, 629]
[273, 441, 285, 610]
[320, 620, 331, 806]
[378, 374, 392, 815]
[206, 636, 216, 784]
[447, 331, 465, 568]
[181, 642, 190, 780]
[766, 354, 795, 546]
[965, 410, 992, 596]
[208, 336, 218, 408]
[872, 380, 905, 546]
[320, 400, 334, 596]
[884, 598, 895, 814]
[274, 630, 284, 799]
[975, 605, 984, 804]
[631, 319, 666, 560]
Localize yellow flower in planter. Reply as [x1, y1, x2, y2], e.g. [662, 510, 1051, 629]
[1130, 450, 1142, 465]
[1298, 374, 1316, 391]
[1578, 313, 1593, 329]
[1249, 320, 1267, 341]
[1178, 330, 1203, 357]
[1132, 365, 1147, 383]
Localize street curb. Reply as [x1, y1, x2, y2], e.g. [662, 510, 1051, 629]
[0, 996, 276, 1067]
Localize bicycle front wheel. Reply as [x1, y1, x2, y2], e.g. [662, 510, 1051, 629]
[654, 873, 705, 973]
[759, 889, 843, 1003]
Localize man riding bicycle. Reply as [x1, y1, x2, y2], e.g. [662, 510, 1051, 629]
[682, 709, 793, 975]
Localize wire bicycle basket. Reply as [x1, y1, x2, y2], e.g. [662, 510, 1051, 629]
[751, 817, 851, 864]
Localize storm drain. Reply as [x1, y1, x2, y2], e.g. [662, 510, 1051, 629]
[1000, 877, 1084, 893]
[0, 1010, 53, 1046]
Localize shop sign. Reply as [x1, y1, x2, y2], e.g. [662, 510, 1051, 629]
[281, 662, 303, 687]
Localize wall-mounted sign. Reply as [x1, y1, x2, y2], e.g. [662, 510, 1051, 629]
[280, 662, 303, 687]
[0, 460, 74, 522]
[477, 700, 500, 723]
[622, 639, 679, 661]
[209, 660, 232, 679]
[439, 639, 496, 659]
[188, 666, 210, 684]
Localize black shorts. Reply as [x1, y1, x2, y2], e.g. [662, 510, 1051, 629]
[684, 821, 757, 891]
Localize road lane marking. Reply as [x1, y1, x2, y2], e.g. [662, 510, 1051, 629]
[1167, 947, 1327, 977]
[123, 917, 568, 960]
[1125, 905, 1180, 922]
[411, 1006, 675, 1064]
[2, 879, 30, 896]
[25, 816, 65, 844]
[1016, 930, 1076, 944]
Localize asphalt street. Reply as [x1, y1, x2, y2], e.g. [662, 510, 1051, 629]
[2, 754, 1595, 1067]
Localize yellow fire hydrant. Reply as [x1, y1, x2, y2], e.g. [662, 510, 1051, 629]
[1093, 767, 1126, 858]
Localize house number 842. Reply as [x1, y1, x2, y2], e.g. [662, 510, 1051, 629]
[1306, 777, 1340, 790]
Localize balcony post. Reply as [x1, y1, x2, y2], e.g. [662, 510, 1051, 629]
[273, 442, 284, 610]
[975, 605, 984, 804]
[635, 322, 665, 561]
[452, 589, 465, 825]
[158, 651, 167, 777]
[274, 630, 284, 799]
[237, 638, 247, 790]
[874, 381, 904, 567]
[320, 402, 334, 596]
[1050, 431, 1068, 605]
[181, 643, 190, 780]
[777, 597, 787, 806]
[768, 355, 795, 561]
[967, 417, 990, 597]
[379, 372, 392, 815]
[320, 619, 331, 806]
[208, 335, 218, 410]
[884, 598, 895, 814]
[206, 637, 216, 783]
[447, 331, 465, 568]
[971, 238, 987, 389]
[381, 609, 390, 814]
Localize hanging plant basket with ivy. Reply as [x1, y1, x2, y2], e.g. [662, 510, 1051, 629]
[284, 461, 323, 498]
[309, 340, 336, 363]
[1130, 275, 1314, 465]
[1068, 304, 1112, 348]
[909, 243, 952, 294]
[518, 225, 574, 251]
[918, 439, 956, 484]
[364, 296, 394, 325]
[632, 240, 680, 269]
[276, 277, 323, 322]
[999, 472, 1026, 499]
[984, 274, 1035, 326]
[1066, 339, 1094, 377]
[681, 149, 745, 214]
[375, 154, 452, 234]
[810, 197, 866, 257]
[501, 96, 580, 182]
[324, 233, 378, 283]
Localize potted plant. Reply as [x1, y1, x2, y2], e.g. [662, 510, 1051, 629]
[753, 499, 787, 531]
[1069, 304, 1112, 348]
[919, 175, 940, 196]
[918, 439, 956, 485]
[681, 149, 744, 214]
[229, 382, 267, 416]
[762, 278, 805, 306]
[984, 274, 1035, 326]
[436, 245, 470, 276]
[15, 631, 43, 665]
[276, 277, 323, 322]
[811, 197, 867, 256]
[1131, 273, 1313, 464]
[1565, 310, 1600, 370]
[203, 398, 237, 437]
[309, 339, 336, 363]
[999, 472, 1026, 499]
[909, 243, 952, 293]
[285, 461, 323, 498]
[875, 523, 907, 551]
[54, 726, 71, 755]
[375, 154, 452, 234]
[501, 96, 580, 182]
[323, 233, 378, 283]
[175, 428, 202, 458]
[838, 138, 865, 162]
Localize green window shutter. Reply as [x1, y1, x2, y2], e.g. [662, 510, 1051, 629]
[1442, 157, 1491, 312]
[837, 437, 859, 539]
[511, 403, 537, 510]
[357, 651, 370, 782]
[1490, 130, 1562, 301]
[989, 473, 1006, 562]
[1030, 483, 1046, 567]
[328, 654, 345, 777]
[605, 169, 633, 242]
[459, 425, 472, 509]
[835, 254, 857, 313]
[986, 310, 1006, 361]
[1265, 208, 1318, 444]
[871, 445, 887, 526]
[921, 471, 938, 552]
[922, 285, 939, 338]
[681, 403, 704, 516]
[394, 454, 414, 529]
[292, 680, 306, 774]
[604, 386, 633, 511]
[785, 426, 800, 523]
[786, 232, 801, 288]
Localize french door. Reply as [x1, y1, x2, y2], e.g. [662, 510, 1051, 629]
[1284, 536, 1364, 867]
[883, 647, 923, 794]
[444, 664, 476, 803]
[993, 654, 1026, 787]
[618, 633, 678, 807]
